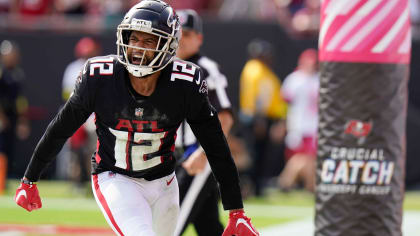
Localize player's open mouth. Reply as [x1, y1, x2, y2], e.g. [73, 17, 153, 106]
[131, 54, 143, 65]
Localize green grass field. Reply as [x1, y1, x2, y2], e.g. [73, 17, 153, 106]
[2, 180, 420, 235]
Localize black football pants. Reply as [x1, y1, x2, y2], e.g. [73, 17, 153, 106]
[176, 166, 224, 236]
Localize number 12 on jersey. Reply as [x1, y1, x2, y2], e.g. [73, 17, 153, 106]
[89, 57, 114, 76]
[171, 60, 196, 82]
[109, 128, 166, 171]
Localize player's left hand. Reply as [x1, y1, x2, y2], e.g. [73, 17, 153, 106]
[14, 180, 42, 212]
[222, 209, 259, 236]
[182, 149, 207, 175]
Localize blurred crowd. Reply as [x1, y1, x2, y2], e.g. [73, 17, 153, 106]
[0, 0, 321, 36]
[0, 39, 30, 194]
[237, 39, 319, 196]
[1, 0, 420, 38]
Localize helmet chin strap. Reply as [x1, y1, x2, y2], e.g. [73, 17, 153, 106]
[127, 65, 153, 78]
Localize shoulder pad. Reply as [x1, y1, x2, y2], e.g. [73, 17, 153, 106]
[169, 59, 201, 83]
[84, 55, 119, 79]
[169, 59, 207, 95]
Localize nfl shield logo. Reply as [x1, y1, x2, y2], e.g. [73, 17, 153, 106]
[135, 107, 144, 118]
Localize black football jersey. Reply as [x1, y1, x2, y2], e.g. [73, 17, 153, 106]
[176, 53, 232, 148]
[24, 55, 242, 210]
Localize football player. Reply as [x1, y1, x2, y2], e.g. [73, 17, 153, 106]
[14, 1, 258, 236]
[174, 9, 234, 236]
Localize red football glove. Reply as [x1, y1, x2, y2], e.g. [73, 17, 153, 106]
[14, 181, 42, 212]
[222, 209, 259, 236]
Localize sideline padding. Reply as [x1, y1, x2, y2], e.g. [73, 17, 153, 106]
[316, 0, 411, 235]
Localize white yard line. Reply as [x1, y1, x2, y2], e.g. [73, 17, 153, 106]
[0, 232, 24, 236]
[259, 210, 420, 236]
[243, 204, 314, 218]
[2, 196, 419, 235]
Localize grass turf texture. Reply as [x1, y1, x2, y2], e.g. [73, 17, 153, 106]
[2, 180, 420, 235]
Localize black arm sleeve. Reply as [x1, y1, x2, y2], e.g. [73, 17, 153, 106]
[24, 64, 94, 181]
[186, 70, 243, 210]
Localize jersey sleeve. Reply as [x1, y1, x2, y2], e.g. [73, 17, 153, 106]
[24, 61, 94, 181]
[186, 69, 243, 210]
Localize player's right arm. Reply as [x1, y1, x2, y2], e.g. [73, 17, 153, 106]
[15, 61, 95, 211]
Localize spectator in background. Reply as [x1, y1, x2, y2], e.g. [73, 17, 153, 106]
[15, 0, 51, 16]
[98, 0, 132, 27]
[174, 9, 232, 236]
[411, 0, 420, 24]
[284, 0, 305, 14]
[277, 48, 318, 192]
[0, 0, 15, 13]
[218, 0, 320, 38]
[0, 40, 30, 194]
[53, 0, 86, 15]
[218, 0, 280, 20]
[61, 37, 100, 193]
[410, 0, 420, 39]
[290, 0, 320, 37]
[239, 39, 287, 196]
[62, 37, 101, 99]
[171, 0, 222, 14]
